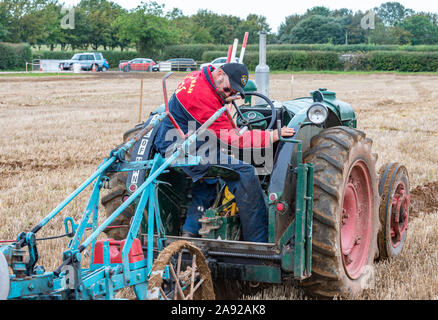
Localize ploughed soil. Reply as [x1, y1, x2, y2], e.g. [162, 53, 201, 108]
[410, 181, 438, 216]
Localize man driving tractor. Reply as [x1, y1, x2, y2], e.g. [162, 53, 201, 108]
[154, 63, 295, 242]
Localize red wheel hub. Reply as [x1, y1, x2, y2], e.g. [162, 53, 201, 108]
[390, 182, 409, 248]
[341, 161, 373, 279]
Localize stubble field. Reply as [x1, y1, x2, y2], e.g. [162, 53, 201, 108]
[0, 71, 437, 300]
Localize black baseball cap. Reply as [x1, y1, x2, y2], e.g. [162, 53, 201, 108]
[220, 63, 249, 97]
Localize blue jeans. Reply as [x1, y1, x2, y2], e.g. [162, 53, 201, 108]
[182, 154, 268, 243]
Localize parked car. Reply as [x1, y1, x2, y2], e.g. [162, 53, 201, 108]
[59, 52, 109, 71]
[166, 58, 197, 71]
[151, 64, 159, 72]
[199, 57, 240, 70]
[119, 58, 157, 72]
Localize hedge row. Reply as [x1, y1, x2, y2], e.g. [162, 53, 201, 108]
[160, 44, 218, 61]
[2, 42, 438, 72]
[0, 45, 140, 70]
[202, 50, 343, 71]
[365, 51, 438, 72]
[0, 43, 32, 70]
[162, 43, 438, 61]
[258, 44, 438, 52]
[203, 50, 438, 72]
[32, 50, 139, 69]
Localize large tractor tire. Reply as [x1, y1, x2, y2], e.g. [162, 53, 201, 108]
[101, 124, 145, 240]
[301, 126, 380, 298]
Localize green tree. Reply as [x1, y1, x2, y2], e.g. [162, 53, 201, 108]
[375, 2, 414, 26]
[0, 22, 9, 41]
[305, 6, 331, 17]
[278, 7, 353, 44]
[278, 14, 303, 43]
[399, 14, 438, 44]
[0, 1, 10, 41]
[390, 26, 413, 44]
[62, 6, 91, 50]
[19, 10, 44, 46]
[331, 8, 353, 18]
[236, 14, 271, 44]
[1, 0, 33, 42]
[340, 12, 368, 44]
[167, 8, 213, 44]
[289, 15, 345, 44]
[368, 21, 397, 44]
[78, 0, 125, 50]
[192, 10, 244, 44]
[113, 1, 177, 57]
[40, 2, 63, 50]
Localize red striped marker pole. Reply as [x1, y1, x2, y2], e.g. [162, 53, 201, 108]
[239, 32, 249, 63]
[226, 45, 233, 63]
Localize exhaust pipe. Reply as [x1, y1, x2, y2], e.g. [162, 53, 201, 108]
[255, 31, 270, 105]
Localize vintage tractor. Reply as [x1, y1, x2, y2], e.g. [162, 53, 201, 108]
[0, 73, 410, 300]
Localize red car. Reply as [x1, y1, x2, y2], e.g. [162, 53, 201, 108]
[119, 58, 157, 72]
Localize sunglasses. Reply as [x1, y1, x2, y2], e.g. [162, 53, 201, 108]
[223, 86, 237, 95]
[222, 76, 237, 95]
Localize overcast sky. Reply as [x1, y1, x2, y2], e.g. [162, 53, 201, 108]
[62, 0, 438, 33]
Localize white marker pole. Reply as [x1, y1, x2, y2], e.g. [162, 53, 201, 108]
[239, 32, 249, 64]
[290, 75, 294, 98]
[230, 38, 239, 63]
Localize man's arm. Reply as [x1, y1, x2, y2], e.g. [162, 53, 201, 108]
[209, 118, 295, 149]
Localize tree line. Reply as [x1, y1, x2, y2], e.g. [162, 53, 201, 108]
[1, 0, 438, 56]
[279, 3, 438, 45]
[0, 0, 271, 56]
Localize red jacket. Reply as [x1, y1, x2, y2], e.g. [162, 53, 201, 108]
[174, 66, 272, 148]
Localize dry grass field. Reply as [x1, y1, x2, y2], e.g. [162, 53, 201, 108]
[1, 71, 438, 300]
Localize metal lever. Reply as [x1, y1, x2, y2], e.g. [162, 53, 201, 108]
[239, 126, 248, 135]
[277, 119, 282, 139]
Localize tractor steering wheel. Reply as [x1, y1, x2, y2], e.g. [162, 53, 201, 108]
[232, 91, 277, 131]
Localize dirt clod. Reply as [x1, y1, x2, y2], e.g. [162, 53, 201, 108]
[410, 181, 438, 216]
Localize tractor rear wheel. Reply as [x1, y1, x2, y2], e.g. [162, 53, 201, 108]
[377, 163, 410, 259]
[302, 126, 379, 298]
[101, 123, 145, 240]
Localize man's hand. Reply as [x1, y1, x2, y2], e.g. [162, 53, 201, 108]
[271, 126, 296, 143]
[225, 94, 243, 104]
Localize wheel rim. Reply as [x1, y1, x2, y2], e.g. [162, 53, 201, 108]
[341, 160, 373, 279]
[148, 241, 215, 300]
[390, 181, 409, 248]
[166, 251, 201, 300]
